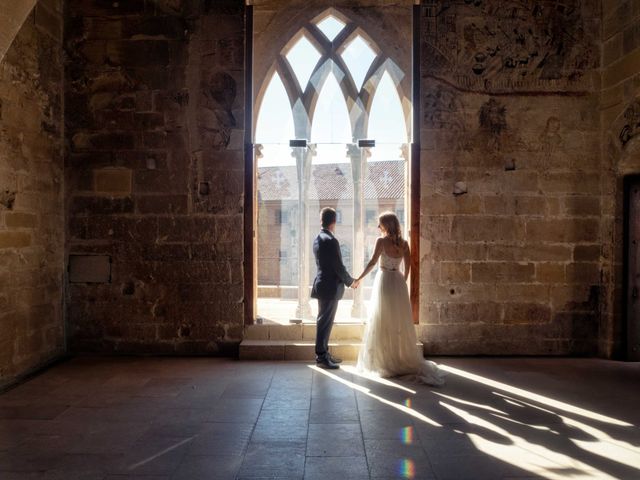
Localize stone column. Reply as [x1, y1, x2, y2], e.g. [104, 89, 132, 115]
[294, 144, 313, 320]
[348, 143, 368, 320]
[400, 143, 410, 234]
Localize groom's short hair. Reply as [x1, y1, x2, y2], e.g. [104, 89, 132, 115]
[321, 207, 337, 228]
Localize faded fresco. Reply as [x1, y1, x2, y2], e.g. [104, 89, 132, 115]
[422, 0, 599, 93]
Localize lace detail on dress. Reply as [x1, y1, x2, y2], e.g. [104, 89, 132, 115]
[379, 251, 403, 271]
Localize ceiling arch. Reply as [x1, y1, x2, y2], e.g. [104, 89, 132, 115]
[0, 0, 38, 61]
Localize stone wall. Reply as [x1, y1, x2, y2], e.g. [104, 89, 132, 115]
[418, 1, 603, 355]
[0, 0, 65, 387]
[600, 0, 640, 358]
[65, 1, 245, 354]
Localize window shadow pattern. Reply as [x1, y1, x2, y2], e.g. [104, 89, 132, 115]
[310, 359, 640, 479]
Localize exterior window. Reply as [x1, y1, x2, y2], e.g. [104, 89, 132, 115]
[336, 209, 343, 224]
[275, 209, 288, 224]
[366, 209, 377, 225]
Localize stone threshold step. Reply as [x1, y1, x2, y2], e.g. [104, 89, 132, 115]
[245, 324, 365, 341]
[239, 339, 423, 361]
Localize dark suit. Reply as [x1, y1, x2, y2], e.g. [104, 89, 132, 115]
[311, 228, 354, 360]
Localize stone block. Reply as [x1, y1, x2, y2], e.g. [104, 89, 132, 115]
[158, 217, 216, 243]
[68, 255, 112, 283]
[439, 302, 501, 324]
[451, 217, 524, 243]
[134, 169, 189, 194]
[574, 245, 601, 262]
[4, 213, 37, 228]
[503, 303, 551, 324]
[425, 283, 497, 303]
[94, 168, 132, 195]
[106, 39, 169, 67]
[284, 343, 315, 361]
[302, 324, 316, 340]
[439, 262, 471, 283]
[535, 263, 566, 283]
[496, 284, 549, 303]
[136, 194, 187, 214]
[70, 196, 134, 215]
[561, 196, 601, 216]
[133, 112, 165, 129]
[0, 232, 31, 249]
[526, 219, 599, 243]
[423, 194, 482, 215]
[269, 325, 302, 341]
[244, 325, 269, 340]
[565, 263, 600, 284]
[483, 195, 514, 215]
[502, 170, 540, 193]
[488, 244, 571, 262]
[239, 340, 285, 360]
[84, 18, 124, 40]
[540, 173, 600, 194]
[331, 324, 364, 340]
[123, 15, 187, 40]
[429, 242, 487, 261]
[471, 262, 535, 283]
[74, 132, 136, 151]
[514, 196, 547, 216]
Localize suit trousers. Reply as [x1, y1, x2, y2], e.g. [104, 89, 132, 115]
[315, 298, 339, 360]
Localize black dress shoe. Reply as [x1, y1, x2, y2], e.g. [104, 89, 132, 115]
[316, 358, 339, 369]
[329, 354, 342, 364]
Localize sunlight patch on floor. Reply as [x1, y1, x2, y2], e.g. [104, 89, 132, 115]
[440, 364, 633, 426]
[441, 401, 618, 480]
[309, 365, 441, 427]
[341, 364, 417, 394]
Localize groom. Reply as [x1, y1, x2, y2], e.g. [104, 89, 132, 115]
[311, 207, 359, 369]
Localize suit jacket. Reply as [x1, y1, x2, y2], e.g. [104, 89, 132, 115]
[311, 228, 354, 300]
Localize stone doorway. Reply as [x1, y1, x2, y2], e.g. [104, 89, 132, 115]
[625, 176, 640, 360]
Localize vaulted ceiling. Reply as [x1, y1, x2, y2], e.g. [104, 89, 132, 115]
[0, 0, 38, 61]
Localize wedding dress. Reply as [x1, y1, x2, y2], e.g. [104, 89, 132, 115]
[357, 250, 445, 386]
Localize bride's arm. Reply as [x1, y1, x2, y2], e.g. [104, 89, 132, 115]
[403, 240, 411, 281]
[356, 238, 383, 281]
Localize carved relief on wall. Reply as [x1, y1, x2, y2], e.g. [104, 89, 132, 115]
[421, 0, 597, 93]
[423, 83, 470, 150]
[201, 71, 237, 150]
[618, 100, 640, 148]
[538, 115, 562, 157]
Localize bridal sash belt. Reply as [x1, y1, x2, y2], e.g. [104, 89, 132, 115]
[380, 267, 398, 271]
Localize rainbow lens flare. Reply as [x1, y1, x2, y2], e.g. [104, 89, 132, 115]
[400, 426, 414, 444]
[404, 398, 412, 408]
[398, 458, 415, 478]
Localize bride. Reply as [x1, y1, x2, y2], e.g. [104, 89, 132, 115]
[355, 212, 445, 386]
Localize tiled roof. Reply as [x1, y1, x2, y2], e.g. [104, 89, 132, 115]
[257, 160, 405, 201]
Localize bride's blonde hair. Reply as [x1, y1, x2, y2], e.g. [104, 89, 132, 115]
[378, 211, 403, 247]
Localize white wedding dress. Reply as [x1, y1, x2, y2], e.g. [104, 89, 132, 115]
[357, 251, 445, 386]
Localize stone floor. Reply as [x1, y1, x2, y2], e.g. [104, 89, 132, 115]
[0, 357, 639, 480]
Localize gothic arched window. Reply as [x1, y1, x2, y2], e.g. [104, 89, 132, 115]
[254, 8, 411, 324]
